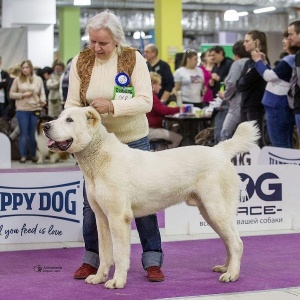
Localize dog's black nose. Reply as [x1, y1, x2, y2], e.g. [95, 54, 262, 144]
[43, 122, 51, 132]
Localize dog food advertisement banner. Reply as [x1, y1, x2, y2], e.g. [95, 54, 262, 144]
[166, 165, 300, 235]
[0, 170, 84, 244]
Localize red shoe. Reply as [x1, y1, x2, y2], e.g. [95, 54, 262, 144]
[74, 263, 97, 279]
[146, 266, 165, 282]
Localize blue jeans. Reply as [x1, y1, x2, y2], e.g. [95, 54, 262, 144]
[82, 136, 163, 270]
[16, 111, 38, 157]
[265, 106, 295, 148]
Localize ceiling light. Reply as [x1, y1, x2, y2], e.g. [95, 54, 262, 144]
[253, 6, 276, 14]
[237, 11, 248, 17]
[224, 10, 239, 21]
[133, 31, 145, 40]
[73, 0, 91, 6]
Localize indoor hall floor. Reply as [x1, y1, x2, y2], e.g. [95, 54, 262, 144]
[1, 160, 300, 300]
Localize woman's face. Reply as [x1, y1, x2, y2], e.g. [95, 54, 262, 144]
[152, 79, 162, 94]
[89, 28, 117, 60]
[282, 36, 290, 52]
[21, 63, 31, 76]
[244, 34, 258, 52]
[186, 55, 198, 69]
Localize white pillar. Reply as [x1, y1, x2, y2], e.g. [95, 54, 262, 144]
[2, 0, 56, 68]
[0, 133, 11, 169]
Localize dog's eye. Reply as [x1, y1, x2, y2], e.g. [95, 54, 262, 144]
[66, 118, 73, 123]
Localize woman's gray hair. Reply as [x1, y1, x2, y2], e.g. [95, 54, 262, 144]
[85, 9, 130, 54]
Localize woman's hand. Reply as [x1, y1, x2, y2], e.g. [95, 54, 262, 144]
[218, 90, 225, 99]
[90, 97, 114, 114]
[251, 49, 266, 63]
[22, 91, 33, 98]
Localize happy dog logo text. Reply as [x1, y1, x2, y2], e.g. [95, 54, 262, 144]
[0, 181, 81, 223]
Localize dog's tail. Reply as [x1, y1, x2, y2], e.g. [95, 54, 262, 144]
[214, 121, 260, 158]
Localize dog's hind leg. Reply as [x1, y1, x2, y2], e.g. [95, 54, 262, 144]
[197, 191, 243, 282]
[104, 213, 132, 289]
[85, 205, 114, 285]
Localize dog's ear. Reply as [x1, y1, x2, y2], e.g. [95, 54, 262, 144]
[86, 107, 100, 127]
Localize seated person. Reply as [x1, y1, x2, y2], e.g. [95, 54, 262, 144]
[147, 72, 183, 148]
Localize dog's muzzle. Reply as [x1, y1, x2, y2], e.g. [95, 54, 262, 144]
[43, 122, 73, 152]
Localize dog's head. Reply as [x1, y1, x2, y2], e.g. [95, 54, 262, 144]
[43, 106, 100, 153]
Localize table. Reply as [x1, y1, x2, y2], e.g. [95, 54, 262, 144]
[164, 114, 212, 146]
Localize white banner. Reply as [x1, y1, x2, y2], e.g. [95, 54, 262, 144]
[259, 146, 300, 165]
[166, 165, 300, 235]
[0, 170, 84, 244]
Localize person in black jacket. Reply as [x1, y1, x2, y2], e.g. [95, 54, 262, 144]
[0, 56, 11, 119]
[237, 30, 269, 147]
[208, 46, 233, 144]
[287, 20, 300, 146]
[144, 44, 174, 103]
[209, 46, 233, 98]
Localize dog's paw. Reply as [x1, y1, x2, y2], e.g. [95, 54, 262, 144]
[212, 265, 227, 273]
[85, 274, 106, 285]
[219, 271, 239, 282]
[104, 277, 126, 289]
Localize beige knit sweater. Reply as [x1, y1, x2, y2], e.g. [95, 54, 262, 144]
[65, 49, 153, 144]
[9, 75, 46, 112]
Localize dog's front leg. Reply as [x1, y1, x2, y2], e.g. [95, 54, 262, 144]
[104, 214, 132, 289]
[85, 206, 113, 285]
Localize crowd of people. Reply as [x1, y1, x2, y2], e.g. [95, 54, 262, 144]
[146, 23, 300, 150]
[1, 18, 300, 165]
[0, 56, 71, 162]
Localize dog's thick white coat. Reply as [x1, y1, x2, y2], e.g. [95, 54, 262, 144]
[44, 107, 260, 289]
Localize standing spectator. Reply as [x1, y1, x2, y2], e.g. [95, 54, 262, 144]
[0, 56, 11, 118]
[208, 46, 233, 98]
[237, 30, 269, 148]
[199, 50, 214, 106]
[9, 59, 46, 163]
[147, 72, 182, 148]
[288, 20, 300, 146]
[60, 58, 72, 103]
[252, 30, 297, 148]
[219, 40, 250, 141]
[208, 46, 233, 144]
[144, 43, 174, 103]
[65, 10, 164, 282]
[46, 60, 65, 118]
[6, 64, 21, 121]
[173, 49, 204, 108]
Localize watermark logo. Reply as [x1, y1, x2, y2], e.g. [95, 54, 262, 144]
[33, 265, 62, 273]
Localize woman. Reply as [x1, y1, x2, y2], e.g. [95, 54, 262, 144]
[251, 30, 297, 148]
[147, 72, 182, 149]
[65, 10, 164, 282]
[9, 59, 46, 163]
[173, 49, 204, 108]
[199, 50, 214, 105]
[237, 30, 269, 147]
[46, 59, 65, 118]
[219, 40, 250, 141]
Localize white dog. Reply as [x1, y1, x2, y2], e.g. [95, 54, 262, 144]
[43, 106, 259, 289]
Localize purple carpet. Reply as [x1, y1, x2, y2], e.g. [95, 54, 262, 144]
[1, 233, 300, 300]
